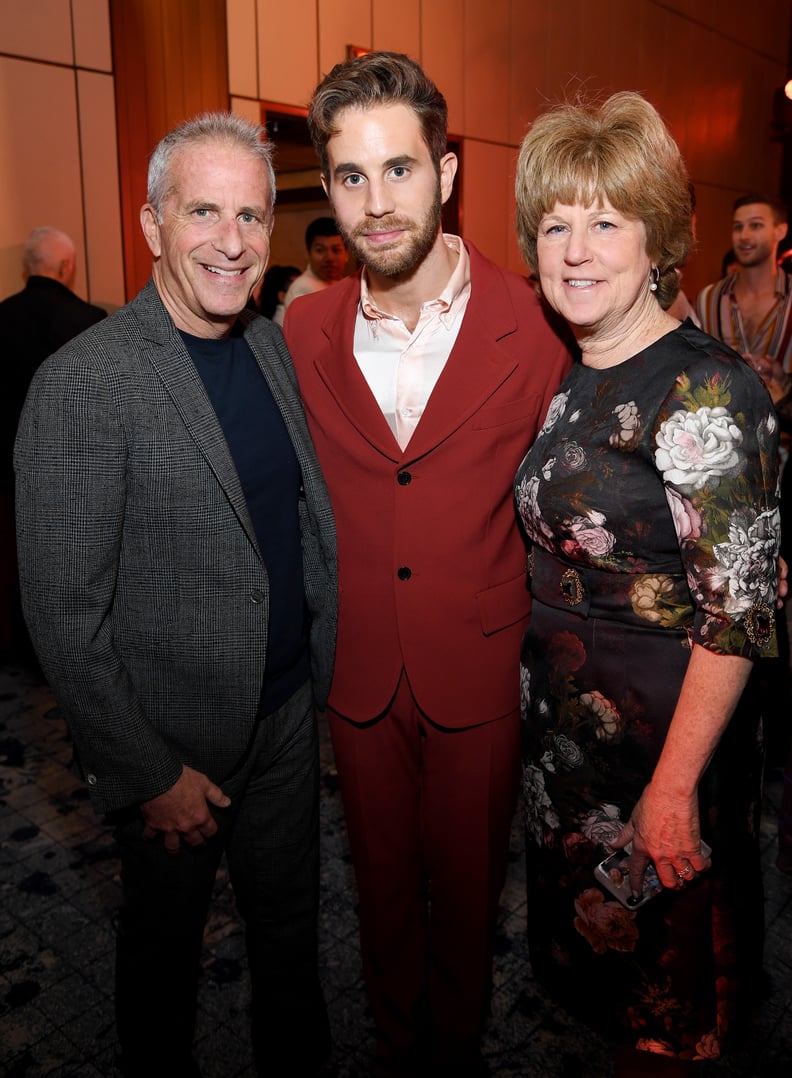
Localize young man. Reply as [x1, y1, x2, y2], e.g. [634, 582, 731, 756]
[281, 215, 348, 314]
[698, 194, 792, 876]
[696, 193, 792, 378]
[15, 113, 336, 1078]
[284, 51, 572, 1077]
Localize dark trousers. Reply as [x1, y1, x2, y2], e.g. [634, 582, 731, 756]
[329, 673, 520, 1075]
[113, 681, 329, 1077]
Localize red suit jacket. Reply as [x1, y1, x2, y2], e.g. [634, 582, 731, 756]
[285, 242, 572, 727]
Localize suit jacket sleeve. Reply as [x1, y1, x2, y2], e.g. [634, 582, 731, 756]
[14, 337, 185, 813]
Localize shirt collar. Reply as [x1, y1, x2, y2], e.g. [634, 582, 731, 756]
[725, 266, 789, 298]
[359, 235, 471, 325]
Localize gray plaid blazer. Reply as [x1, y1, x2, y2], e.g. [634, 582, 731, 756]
[14, 280, 337, 815]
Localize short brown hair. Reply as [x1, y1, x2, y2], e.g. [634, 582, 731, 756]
[308, 51, 447, 177]
[515, 92, 693, 309]
[733, 192, 788, 226]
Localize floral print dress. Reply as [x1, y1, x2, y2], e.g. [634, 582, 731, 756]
[514, 321, 780, 1061]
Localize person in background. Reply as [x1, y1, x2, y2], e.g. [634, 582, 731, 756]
[14, 113, 336, 1078]
[514, 93, 779, 1073]
[0, 226, 106, 663]
[771, 368, 792, 874]
[697, 193, 792, 868]
[284, 50, 572, 1077]
[282, 216, 348, 312]
[0, 226, 106, 386]
[255, 262, 300, 324]
[722, 248, 740, 278]
[696, 193, 792, 376]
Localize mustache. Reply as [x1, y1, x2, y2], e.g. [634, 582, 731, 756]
[350, 216, 411, 239]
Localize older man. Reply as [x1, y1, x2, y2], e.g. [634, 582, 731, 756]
[0, 225, 106, 387]
[0, 227, 106, 656]
[14, 113, 336, 1078]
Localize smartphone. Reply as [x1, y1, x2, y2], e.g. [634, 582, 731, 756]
[594, 842, 712, 910]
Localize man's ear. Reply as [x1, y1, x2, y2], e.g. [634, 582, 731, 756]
[140, 204, 162, 257]
[439, 152, 458, 207]
[320, 174, 330, 200]
[59, 253, 76, 288]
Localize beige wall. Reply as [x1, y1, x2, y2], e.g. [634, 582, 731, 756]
[0, 0, 789, 308]
[228, 0, 791, 299]
[0, 0, 124, 310]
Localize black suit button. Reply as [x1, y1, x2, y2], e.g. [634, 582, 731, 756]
[397, 471, 412, 485]
[397, 567, 412, 581]
[250, 589, 266, 604]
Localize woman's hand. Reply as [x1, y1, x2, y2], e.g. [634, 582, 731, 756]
[610, 648, 750, 898]
[611, 780, 711, 895]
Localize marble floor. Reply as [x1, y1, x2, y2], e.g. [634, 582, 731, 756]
[1, 653, 792, 1078]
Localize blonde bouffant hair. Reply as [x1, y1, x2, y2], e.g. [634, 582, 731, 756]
[515, 92, 693, 310]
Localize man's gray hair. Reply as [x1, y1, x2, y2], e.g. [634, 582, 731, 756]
[23, 226, 75, 275]
[147, 112, 276, 219]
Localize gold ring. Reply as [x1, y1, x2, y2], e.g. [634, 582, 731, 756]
[677, 865, 693, 880]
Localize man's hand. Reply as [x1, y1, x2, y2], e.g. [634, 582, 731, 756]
[140, 765, 231, 854]
[745, 354, 791, 404]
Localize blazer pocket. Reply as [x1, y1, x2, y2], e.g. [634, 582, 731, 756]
[471, 394, 542, 430]
[477, 572, 531, 636]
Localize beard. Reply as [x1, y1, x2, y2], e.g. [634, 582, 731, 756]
[336, 185, 443, 278]
[734, 240, 774, 269]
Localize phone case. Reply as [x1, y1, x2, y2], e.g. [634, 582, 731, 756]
[594, 842, 711, 909]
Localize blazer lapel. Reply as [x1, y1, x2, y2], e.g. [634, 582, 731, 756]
[242, 315, 312, 480]
[133, 283, 261, 555]
[300, 250, 522, 465]
[402, 247, 520, 461]
[313, 279, 402, 461]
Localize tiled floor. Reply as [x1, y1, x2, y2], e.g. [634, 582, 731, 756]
[1, 654, 792, 1077]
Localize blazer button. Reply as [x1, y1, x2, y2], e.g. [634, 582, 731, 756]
[250, 589, 266, 604]
[86, 773, 97, 785]
[397, 471, 412, 485]
[397, 566, 412, 580]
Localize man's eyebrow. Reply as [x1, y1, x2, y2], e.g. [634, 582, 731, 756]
[332, 161, 363, 179]
[332, 155, 418, 179]
[184, 199, 220, 212]
[182, 199, 268, 218]
[238, 204, 269, 218]
[383, 155, 418, 169]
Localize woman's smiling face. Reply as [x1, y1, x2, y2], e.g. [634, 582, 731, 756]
[536, 199, 653, 339]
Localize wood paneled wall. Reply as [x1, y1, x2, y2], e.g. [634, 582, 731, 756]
[110, 0, 230, 297]
[227, 0, 791, 297]
[0, 0, 123, 309]
[2, 1, 790, 308]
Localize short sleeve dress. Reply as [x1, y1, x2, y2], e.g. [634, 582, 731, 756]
[514, 321, 780, 1061]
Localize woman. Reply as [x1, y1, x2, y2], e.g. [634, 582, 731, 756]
[513, 93, 780, 1070]
[251, 263, 300, 324]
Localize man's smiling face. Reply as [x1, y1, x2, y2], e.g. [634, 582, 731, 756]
[141, 139, 273, 338]
[731, 202, 787, 271]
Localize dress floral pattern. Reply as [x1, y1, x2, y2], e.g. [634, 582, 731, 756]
[515, 322, 780, 1060]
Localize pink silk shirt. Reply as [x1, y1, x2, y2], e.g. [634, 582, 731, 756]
[353, 235, 472, 450]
